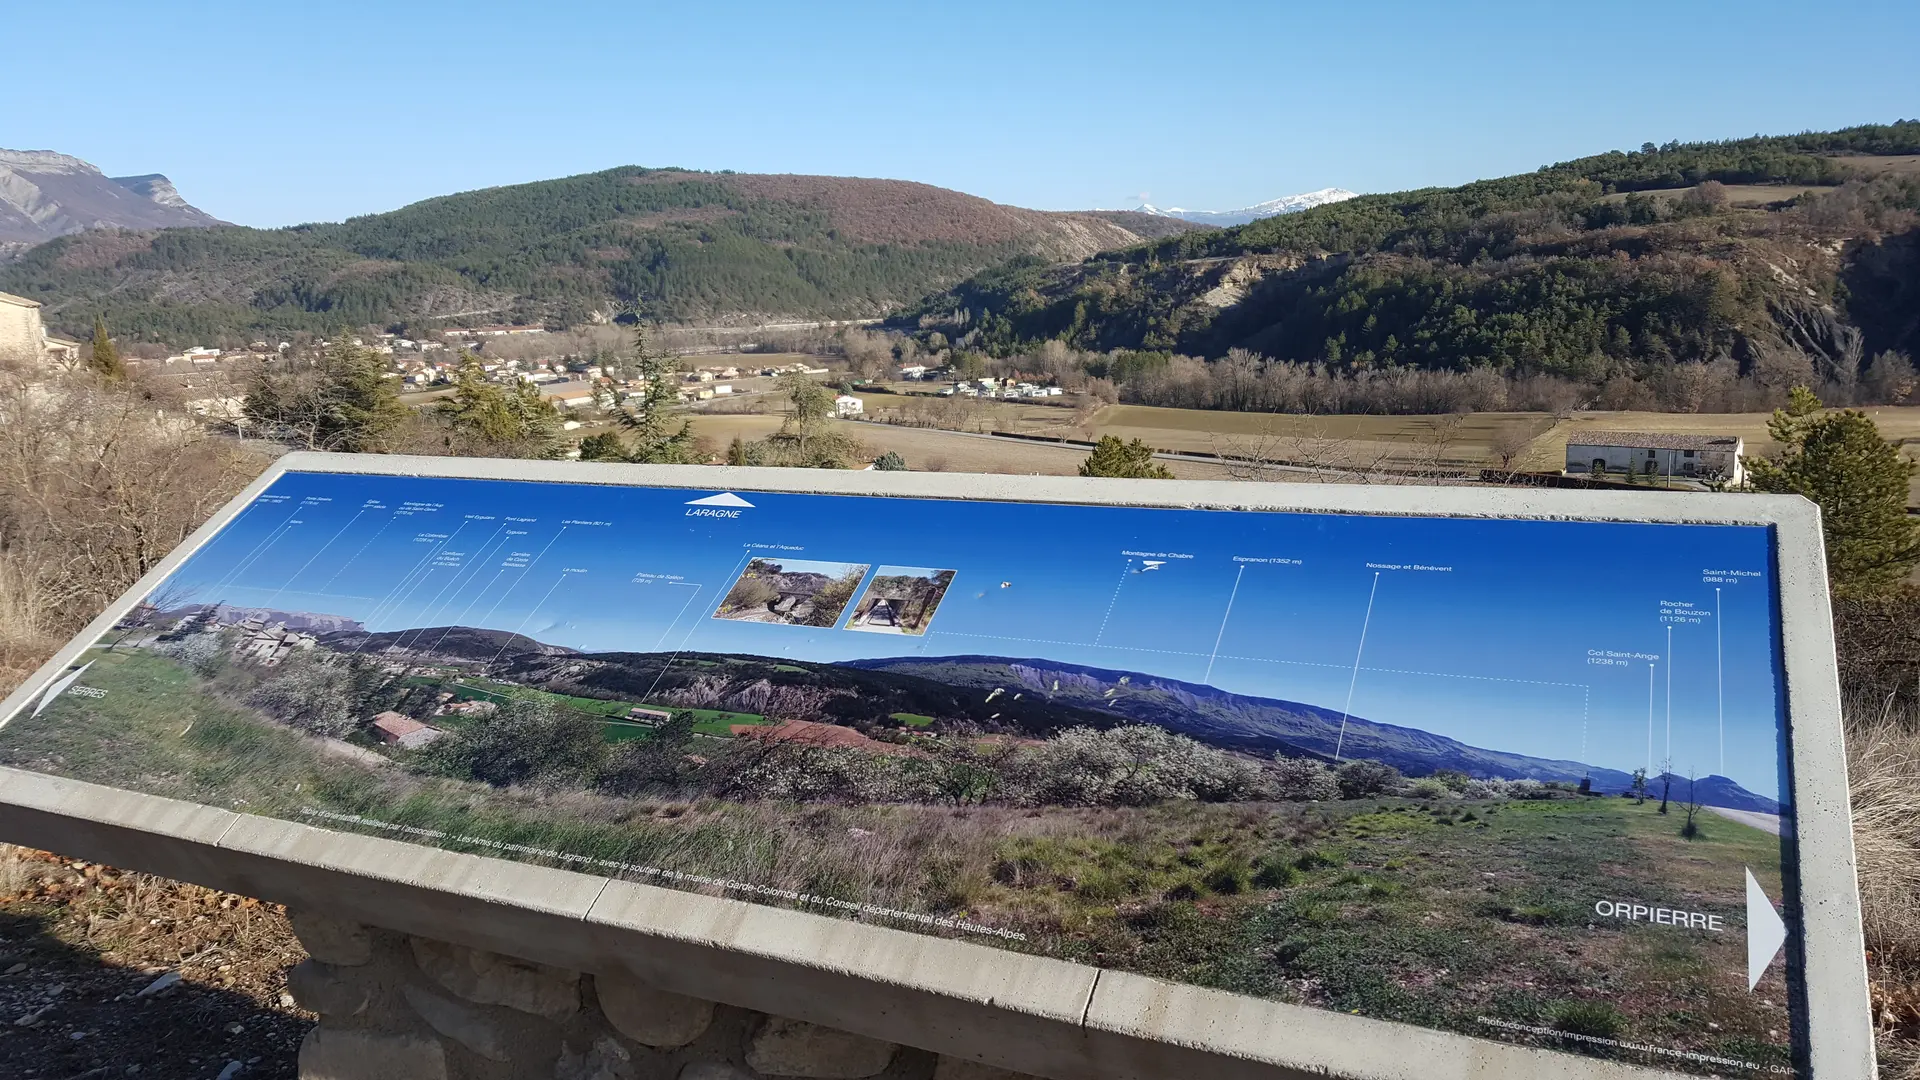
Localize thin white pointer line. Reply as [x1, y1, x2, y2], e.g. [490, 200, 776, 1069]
[1332, 572, 1380, 762]
[1202, 565, 1244, 685]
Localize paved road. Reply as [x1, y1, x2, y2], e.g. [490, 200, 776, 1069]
[1705, 805, 1785, 836]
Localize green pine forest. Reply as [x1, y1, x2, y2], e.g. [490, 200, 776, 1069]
[0, 169, 1159, 344]
[905, 122, 1920, 382]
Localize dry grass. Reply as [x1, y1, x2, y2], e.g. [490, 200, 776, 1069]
[1597, 184, 1836, 207]
[1840, 155, 1920, 177]
[1849, 703, 1920, 1073]
[686, 412, 1240, 479]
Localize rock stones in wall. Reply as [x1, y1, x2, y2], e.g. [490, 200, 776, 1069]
[289, 923, 1043, 1080]
[289, 911, 375, 967]
[286, 959, 370, 1018]
[745, 1016, 898, 1079]
[409, 937, 581, 1020]
[593, 971, 714, 1049]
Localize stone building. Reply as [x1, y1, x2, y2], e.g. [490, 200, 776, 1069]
[0, 290, 81, 364]
[1564, 430, 1745, 486]
[233, 617, 319, 666]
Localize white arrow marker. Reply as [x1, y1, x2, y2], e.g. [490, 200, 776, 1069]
[32, 660, 94, 718]
[1746, 867, 1788, 991]
[685, 492, 754, 508]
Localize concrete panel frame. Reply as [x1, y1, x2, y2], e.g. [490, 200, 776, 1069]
[0, 452, 1873, 1079]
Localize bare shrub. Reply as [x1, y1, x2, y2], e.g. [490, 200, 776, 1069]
[1016, 725, 1260, 806]
[0, 362, 268, 687]
[1270, 755, 1341, 800]
[244, 652, 357, 738]
[1335, 759, 1405, 798]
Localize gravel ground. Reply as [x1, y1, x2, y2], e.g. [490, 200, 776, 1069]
[0, 846, 311, 1080]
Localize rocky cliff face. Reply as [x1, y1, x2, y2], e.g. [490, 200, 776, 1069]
[0, 149, 221, 253]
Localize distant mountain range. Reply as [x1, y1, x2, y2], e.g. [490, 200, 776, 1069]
[1132, 187, 1360, 226]
[851, 655, 1780, 812]
[160, 605, 364, 634]
[0, 150, 221, 254]
[0, 164, 1217, 342]
[320, 625, 578, 664]
[307, 615, 1780, 812]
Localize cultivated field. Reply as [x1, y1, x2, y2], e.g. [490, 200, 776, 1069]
[687, 412, 1238, 480]
[1086, 406, 1558, 470]
[1597, 184, 1833, 207]
[1840, 153, 1920, 175]
[691, 392, 1920, 503]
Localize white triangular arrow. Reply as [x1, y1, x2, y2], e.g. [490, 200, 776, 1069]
[32, 660, 94, 718]
[1746, 867, 1788, 991]
[685, 492, 754, 508]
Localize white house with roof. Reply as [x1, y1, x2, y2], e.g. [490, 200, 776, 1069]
[1564, 431, 1745, 485]
[834, 394, 865, 418]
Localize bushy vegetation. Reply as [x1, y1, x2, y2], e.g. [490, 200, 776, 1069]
[905, 123, 1920, 412]
[1079, 434, 1172, 478]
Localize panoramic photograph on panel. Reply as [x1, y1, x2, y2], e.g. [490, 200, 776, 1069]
[0, 471, 1796, 1075]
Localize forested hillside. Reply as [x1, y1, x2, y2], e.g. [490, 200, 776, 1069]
[0, 168, 1202, 343]
[906, 122, 1920, 406]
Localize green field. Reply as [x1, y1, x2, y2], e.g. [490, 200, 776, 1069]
[0, 647, 1793, 1075]
[890, 712, 936, 727]
[434, 677, 766, 740]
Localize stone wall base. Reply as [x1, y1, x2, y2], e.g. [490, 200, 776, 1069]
[286, 911, 1039, 1080]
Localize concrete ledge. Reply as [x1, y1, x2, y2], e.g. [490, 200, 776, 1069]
[1079, 970, 1627, 1080]
[585, 878, 1098, 1079]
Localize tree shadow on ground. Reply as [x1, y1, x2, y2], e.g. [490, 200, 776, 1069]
[0, 850, 312, 1080]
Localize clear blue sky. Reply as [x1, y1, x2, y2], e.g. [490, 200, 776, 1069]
[17, 1, 1916, 227]
[130, 471, 1786, 799]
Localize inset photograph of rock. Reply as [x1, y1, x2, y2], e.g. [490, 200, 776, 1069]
[846, 567, 957, 636]
[714, 558, 869, 627]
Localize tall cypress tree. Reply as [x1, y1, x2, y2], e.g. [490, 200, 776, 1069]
[88, 315, 125, 379]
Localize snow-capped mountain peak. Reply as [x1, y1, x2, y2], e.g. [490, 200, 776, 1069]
[1134, 187, 1359, 227]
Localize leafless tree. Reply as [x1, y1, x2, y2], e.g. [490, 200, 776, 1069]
[0, 360, 267, 685]
[1680, 774, 1706, 839]
[1488, 424, 1536, 476]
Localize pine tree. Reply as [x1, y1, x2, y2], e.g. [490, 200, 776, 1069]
[319, 338, 409, 452]
[752, 373, 856, 468]
[1080, 435, 1173, 479]
[873, 450, 907, 471]
[596, 326, 699, 464]
[245, 338, 408, 452]
[1748, 386, 1920, 596]
[440, 353, 561, 457]
[577, 433, 629, 462]
[88, 315, 124, 379]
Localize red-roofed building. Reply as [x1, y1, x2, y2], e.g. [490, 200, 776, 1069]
[369, 711, 445, 749]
